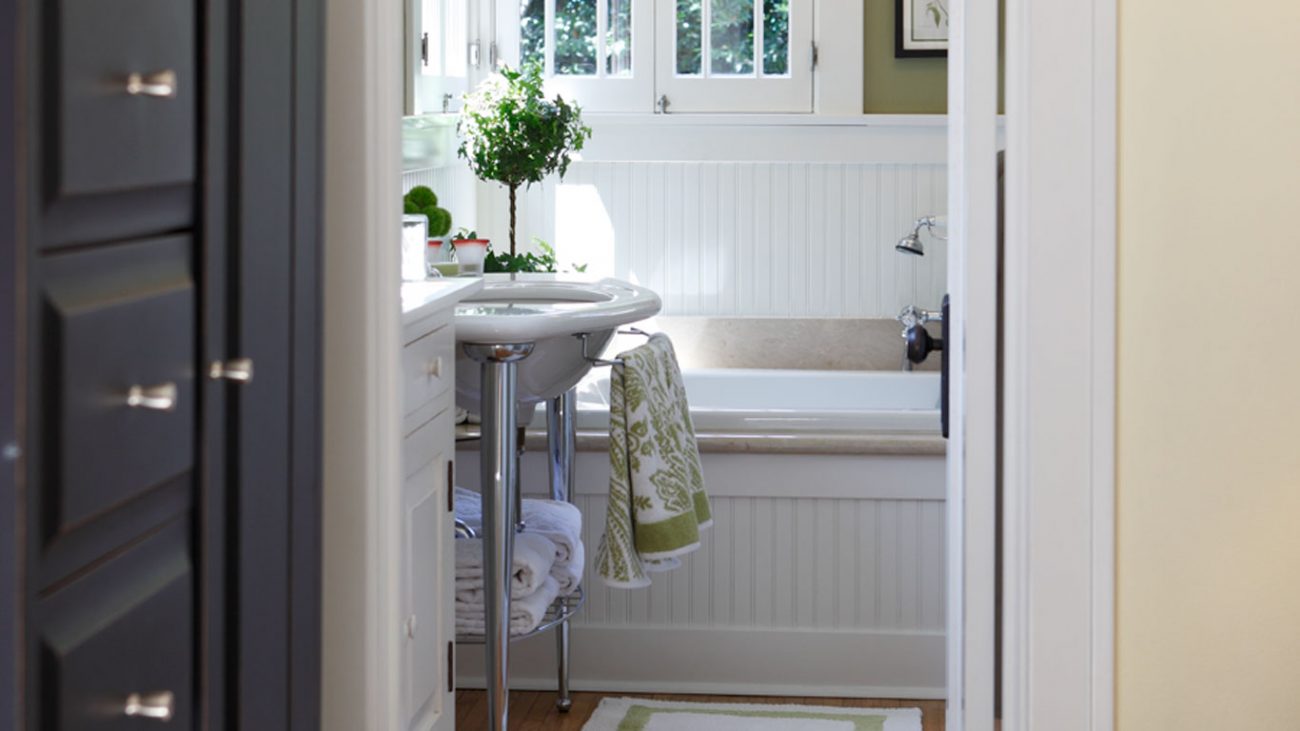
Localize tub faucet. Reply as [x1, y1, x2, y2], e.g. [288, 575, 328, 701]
[897, 305, 943, 371]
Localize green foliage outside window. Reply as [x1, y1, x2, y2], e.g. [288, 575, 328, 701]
[519, 0, 789, 78]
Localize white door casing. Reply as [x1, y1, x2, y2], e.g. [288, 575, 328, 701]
[945, 0, 1000, 727]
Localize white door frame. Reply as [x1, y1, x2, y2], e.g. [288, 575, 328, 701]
[999, 0, 1118, 727]
[321, 0, 1119, 725]
[944, 0, 1000, 725]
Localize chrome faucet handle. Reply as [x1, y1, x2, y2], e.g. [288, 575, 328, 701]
[898, 305, 943, 334]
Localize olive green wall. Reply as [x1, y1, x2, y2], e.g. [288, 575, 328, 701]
[861, 0, 1004, 114]
[862, 0, 947, 113]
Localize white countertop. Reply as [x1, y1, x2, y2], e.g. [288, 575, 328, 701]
[401, 277, 484, 328]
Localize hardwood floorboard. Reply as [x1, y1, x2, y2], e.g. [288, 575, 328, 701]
[454, 690, 946, 730]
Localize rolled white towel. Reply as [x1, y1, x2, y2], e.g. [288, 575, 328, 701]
[550, 539, 584, 595]
[455, 488, 584, 595]
[454, 533, 557, 600]
[456, 575, 561, 637]
[519, 498, 582, 566]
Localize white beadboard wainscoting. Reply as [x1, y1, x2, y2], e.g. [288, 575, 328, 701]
[483, 161, 949, 319]
[454, 446, 947, 698]
[402, 161, 948, 320]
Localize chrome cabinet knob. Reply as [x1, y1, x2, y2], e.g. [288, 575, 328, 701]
[125, 383, 178, 411]
[123, 691, 174, 721]
[125, 70, 177, 98]
[209, 357, 255, 383]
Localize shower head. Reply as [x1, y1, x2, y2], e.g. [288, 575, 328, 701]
[895, 231, 926, 256]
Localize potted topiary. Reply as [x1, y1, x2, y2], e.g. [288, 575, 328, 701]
[457, 63, 590, 258]
[404, 185, 453, 264]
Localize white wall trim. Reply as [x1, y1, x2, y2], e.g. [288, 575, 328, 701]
[1001, 0, 1117, 727]
[320, 0, 406, 727]
[947, 0, 1002, 726]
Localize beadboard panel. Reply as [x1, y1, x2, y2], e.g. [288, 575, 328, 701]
[476, 161, 948, 318]
[565, 494, 946, 633]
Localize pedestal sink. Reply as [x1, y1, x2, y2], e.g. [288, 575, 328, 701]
[453, 274, 663, 413]
[452, 273, 660, 731]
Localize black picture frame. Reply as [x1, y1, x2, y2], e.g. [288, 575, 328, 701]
[895, 0, 949, 59]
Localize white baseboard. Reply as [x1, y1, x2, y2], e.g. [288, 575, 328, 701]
[455, 625, 945, 700]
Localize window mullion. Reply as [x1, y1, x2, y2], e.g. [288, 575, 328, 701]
[544, 0, 556, 75]
[702, 0, 711, 78]
[753, 0, 763, 78]
[597, 0, 607, 78]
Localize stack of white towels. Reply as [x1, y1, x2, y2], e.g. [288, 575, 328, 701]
[453, 487, 584, 637]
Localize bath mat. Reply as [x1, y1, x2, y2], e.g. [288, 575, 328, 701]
[581, 697, 922, 731]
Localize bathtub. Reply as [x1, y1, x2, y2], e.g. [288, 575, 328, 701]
[458, 367, 948, 699]
[531, 368, 943, 438]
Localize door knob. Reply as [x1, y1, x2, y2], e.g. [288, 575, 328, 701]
[209, 357, 254, 383]
[125, 383, 178, 411]
[905, 325, 943, 365]
[123, 691, 174, 721]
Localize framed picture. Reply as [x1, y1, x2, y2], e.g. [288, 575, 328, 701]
[896, 0, 949, 58]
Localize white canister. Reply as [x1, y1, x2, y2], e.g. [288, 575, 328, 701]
[401, 215, 429, 281]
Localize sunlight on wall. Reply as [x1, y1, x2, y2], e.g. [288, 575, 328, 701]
[555, 183, 615, 276]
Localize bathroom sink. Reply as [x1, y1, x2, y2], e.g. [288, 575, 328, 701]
[454, 274, 662, 410]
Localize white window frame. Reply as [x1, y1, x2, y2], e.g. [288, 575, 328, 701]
[495, 0, 830, 114]
[495, 0, 655, 112]
[654, 0, 814, 113]
[407, 0, 473, 115]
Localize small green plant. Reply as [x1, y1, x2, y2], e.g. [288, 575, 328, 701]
[403, 185, 452, 237]
[458, 64, 591, 257]
[452, 228, 481, 240]
[483, 238, 587, 274]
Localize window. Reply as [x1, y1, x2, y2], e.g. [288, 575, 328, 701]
[498, 0, 812, 113]
[408, 0, 471, 115]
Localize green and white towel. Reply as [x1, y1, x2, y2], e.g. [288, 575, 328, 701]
[596, 333, 711, 589]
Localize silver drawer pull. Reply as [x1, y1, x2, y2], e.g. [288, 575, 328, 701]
[123, 691, 174, 721]
[125, 70, 177, 98]
[209, 357, 255, 383]
[126, 382, 178, 411]
[426, 357, 442, 378]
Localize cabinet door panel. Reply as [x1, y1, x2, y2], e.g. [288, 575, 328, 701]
[38, 520, 194, 730]
[49, 0, 196, 200]
[40, 236, 195, 547]
[400, 409, 455, 731]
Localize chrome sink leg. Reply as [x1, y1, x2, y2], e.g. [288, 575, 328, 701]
[465, 343, 533, 731]
[547, 389, 577, 712]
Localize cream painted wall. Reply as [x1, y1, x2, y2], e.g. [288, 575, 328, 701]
[1117, 1, 1300, 729]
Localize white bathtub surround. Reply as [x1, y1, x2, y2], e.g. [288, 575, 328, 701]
[456, 368, 947, 698]
[628, 317, 942, 373]
[583, 698, 923, 731]
[598, 335, 711, 588]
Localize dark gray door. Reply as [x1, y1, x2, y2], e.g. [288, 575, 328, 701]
[0, 0, 322, 727]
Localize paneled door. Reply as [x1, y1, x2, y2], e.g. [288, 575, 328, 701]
[0, 0, 323, 728]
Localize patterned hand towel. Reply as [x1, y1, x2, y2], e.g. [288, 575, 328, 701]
[596, 333, 711, 588]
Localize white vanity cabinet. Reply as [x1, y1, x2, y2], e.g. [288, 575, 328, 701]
[396, 279, 481, 731]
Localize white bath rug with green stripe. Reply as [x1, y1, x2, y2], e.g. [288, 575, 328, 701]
[581, 697, 922, 731]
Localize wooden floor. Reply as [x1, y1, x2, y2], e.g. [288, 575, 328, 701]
[455, 690, 945, 730]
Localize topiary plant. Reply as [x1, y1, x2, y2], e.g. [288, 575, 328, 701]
[403, 185, 453, 237]
[458, 63, 591, 257]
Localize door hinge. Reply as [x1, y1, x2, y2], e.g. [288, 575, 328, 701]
[469, 40, 481, 69]
[447, 641, 455, 693]
[421, 32, 429, 66]
[446, 460, 455, 512]
[810, 41, 820, 71]
[656, 94, 670, 114]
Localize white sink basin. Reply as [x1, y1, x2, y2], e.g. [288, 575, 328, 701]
[454, 274, 662, 410]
